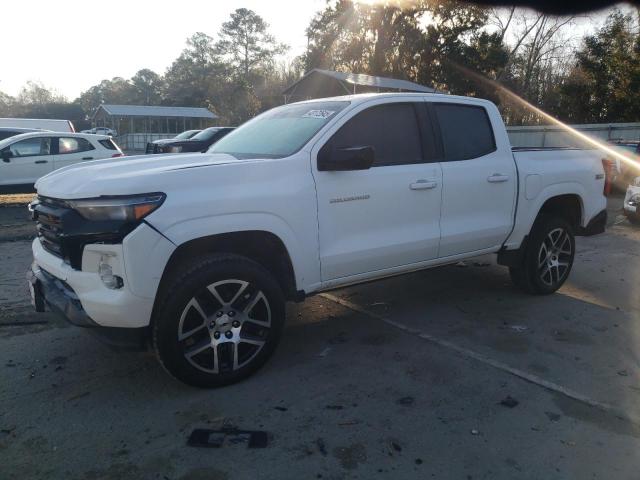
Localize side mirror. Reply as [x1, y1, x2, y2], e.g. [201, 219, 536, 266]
[1, 149, 12, 163]
[317, 145, 375, 172]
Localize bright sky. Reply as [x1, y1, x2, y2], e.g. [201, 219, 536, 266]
[1, 0, 326, 99]
[2, 1, 627, 100]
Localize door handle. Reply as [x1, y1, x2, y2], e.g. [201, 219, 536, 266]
[410, 179, 438, 190]
[82, 157, 94, 160]
[487, 174, 509, 183]
[35, 160, 48, 164]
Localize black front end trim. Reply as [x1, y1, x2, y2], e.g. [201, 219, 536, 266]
[33, 196, 144, 270]
[27, 263, 147, 350]
[577, 209, 607, 236]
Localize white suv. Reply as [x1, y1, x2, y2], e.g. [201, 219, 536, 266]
[0, 132, 123, 188]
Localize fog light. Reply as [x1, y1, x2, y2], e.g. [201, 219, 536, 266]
[99, 261, 123, 289]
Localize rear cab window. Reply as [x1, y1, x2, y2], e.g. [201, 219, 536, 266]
[433, 103, 496, 161]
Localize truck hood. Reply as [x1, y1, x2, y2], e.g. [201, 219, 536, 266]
[35, 152, 242, 199]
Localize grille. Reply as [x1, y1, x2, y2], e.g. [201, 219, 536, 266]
[35, 197, 70, 259]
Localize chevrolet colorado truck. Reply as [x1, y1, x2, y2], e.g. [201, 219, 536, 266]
[27, 93, 608, 387]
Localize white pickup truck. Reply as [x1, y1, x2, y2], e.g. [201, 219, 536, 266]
[28, 93, 608, 387]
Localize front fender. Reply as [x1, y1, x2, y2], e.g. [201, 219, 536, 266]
[160, 213, 319, 291]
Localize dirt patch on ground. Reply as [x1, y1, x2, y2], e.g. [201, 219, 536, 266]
[0, 193, 34, 207]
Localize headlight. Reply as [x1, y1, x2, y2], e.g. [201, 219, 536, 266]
[169, 146, 183, 153]
[630, 194, 640, 206]
[67, 193, 165, 222]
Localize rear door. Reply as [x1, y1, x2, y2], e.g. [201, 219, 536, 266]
[53, 136, 98, 170]
[433, 101, 517, 257]
[0, 136, 53, 186]
[312, 100, 443, 281]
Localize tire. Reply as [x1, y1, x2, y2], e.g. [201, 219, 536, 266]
[153, 254, 285, 388]
[509, 215, 575, 295]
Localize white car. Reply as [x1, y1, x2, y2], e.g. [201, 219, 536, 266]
[81, 127, 117, 137]
[624, 176, 640, 224]
[0, 132, 123, 188]
[28, 93, 607, 387]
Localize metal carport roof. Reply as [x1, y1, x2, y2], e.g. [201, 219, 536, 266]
[283, 69, 435, 99]
[93, 105, 217, 120]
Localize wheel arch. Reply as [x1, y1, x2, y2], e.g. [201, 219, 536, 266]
[151, 230, 301, 326]
[535, 193, 584, 232]
[499, 191, 584, 267]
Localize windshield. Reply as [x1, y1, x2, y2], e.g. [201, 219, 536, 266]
[209, 101, 349, 159]
[191, 128, 220, 141]
[175, 129, 200, 140]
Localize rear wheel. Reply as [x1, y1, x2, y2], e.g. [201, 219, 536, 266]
[509, 215, 575, 295]
[153, 254, 285, 388]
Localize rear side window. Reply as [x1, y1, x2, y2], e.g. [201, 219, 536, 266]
[98, 139, 118, 150]
[434, 103, 496, 161]
[329, 103, 423, 167]
[59, 137, 95, 154]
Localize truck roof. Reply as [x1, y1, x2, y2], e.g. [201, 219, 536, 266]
[287, 92, 494, 107]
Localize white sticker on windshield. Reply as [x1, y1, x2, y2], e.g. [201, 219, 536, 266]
[302, 109, 336, 119]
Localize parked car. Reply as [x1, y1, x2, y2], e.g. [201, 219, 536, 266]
[0, 127, 47, 141]
[28, 93, 607, 387]
[81, 127, 117, 137]
[0, 118, 75, 132]
[605, 140, 640, 190]
[145, 130, 202, 154]
[150, 127, 234, 154]
[624, 176, 640, 224]
[0, 132, 123, 189]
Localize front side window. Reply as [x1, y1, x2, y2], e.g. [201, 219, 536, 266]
[209, 101, 350, 159]
[327, 103, 423, 167]
[434, 103, 496, 161]
[59, 137, 95, 154]
[8, 137, 51, 157]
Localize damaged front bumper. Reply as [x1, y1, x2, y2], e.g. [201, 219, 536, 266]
[27, 246, 149, 350]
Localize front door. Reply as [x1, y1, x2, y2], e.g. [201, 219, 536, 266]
[312, 100, 442, 281]
[0, 136, 53, 186]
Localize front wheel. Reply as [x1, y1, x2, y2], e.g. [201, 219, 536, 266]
[153, 254, 285, 388]
[509, 215, 575, 295]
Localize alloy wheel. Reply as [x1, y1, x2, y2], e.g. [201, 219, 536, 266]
[177, 279, 272, 374]
[537, 227, 572, 287]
